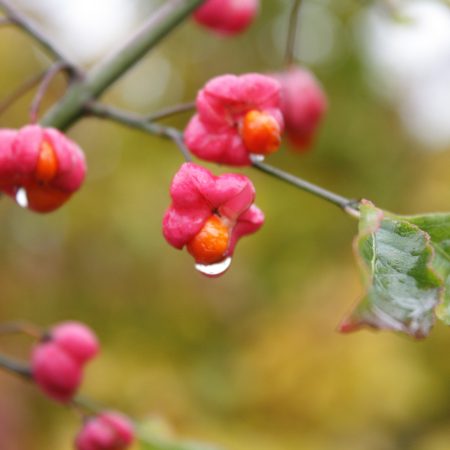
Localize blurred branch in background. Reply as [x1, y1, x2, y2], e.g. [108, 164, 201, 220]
[285, 0, 303, 66]
[40, 0, 205, 130]
[0, 70, 46, 117]
[0, 0, 80, 76]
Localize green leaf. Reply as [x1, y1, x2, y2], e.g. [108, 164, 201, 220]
[340, 200, 444, 338]
[406, 213, 450, 325]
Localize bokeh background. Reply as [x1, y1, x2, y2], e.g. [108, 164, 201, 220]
[1, 1, 450, 449]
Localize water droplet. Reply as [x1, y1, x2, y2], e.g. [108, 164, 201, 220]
[250, 154, 265, 163]
[15, 188, 28, 208]
[195, 257, 232, 277]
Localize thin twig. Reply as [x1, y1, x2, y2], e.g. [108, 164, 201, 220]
[285, 0, 303, 66]
[0, 353, 32, 379]
[252, 159, 360, 216]
[29, 61, 69, 123]
[0, 321, 43, 339]
[145, 101, 196, 122]
[0, 0, 78, 73]
[0, 70, 46, 117]
[86, 102, 192, 162]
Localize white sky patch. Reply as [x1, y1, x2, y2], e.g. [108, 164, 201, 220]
[12, 0, 145, 65]
[358, 1, 450, 148]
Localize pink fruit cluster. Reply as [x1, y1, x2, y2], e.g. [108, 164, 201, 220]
[31, 321, 99, 403]
[166, 69, 327, 273]
[75, 412, 134, 450]
[163, 162, 263, 273]
[0, 124, 86, 212]
[184, 73, 284, 166]
[194, 0, 259, 35]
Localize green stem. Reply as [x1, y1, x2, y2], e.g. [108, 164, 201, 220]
[87, 102, 192, 161]
[41, 0, 205, 131]
[145, 101, 196, 122]
[251, 159, 360, 217]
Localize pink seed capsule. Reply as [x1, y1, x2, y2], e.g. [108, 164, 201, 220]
[51, 321, 99, 364]
[194, 0, 259, 36]
[75, 412, 135, 450]
[0, 124, 86, 212]
[31, 342, 83, 403]
[272, 66, 327, 151]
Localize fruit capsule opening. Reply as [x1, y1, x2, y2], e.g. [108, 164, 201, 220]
[241, 110, 281, 155]
[35, 140, 59, 184]
[187, 215, 230, 265]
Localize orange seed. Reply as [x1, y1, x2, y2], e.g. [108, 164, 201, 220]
[241, 110, 281, 155]
[187, 215, 230, 265]
[35, 140, 58, 183]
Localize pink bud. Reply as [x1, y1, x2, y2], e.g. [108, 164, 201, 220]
[272, 66, 327, 151]
[51, 321, 99, 364]
[184, 74, 283, 166]
[0, 124, 86, 212]
[75, 412, 134, 450]
[31, 342, 82, 403]
[194, 0, 259, 36]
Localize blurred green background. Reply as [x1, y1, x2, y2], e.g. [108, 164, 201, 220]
[1, 1, 450, 449]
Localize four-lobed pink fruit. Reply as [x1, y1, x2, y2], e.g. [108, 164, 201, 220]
[31, 321, 99, 403]
[0, 124, 86, 212]
[272, 66, 327, 151]
[194, 0, 259, 35]
[75, 411, 134, 450]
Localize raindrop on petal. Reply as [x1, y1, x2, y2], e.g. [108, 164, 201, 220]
[195, 256, 232, 277]
[16, 188, 28, 209]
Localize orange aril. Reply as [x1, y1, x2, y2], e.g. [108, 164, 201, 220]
[35, 140, 58, 183]
[187, 215, 230, 265]
[241, 110, 281, 155]
[26, 181, 70, 213]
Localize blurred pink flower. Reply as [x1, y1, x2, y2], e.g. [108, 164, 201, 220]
[75, 412, 134, 450]
[272, 66, 327, 151]
[31, 321, 98, 403]
[194, 0, 259, 35]
[184, 73, 283, 166]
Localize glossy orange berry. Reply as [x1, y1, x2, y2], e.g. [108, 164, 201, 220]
[25, 181, 70, 213]
[35, 140, 58, 183]
[241, 110, 281, 155]
[187, 215, 230, 265]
